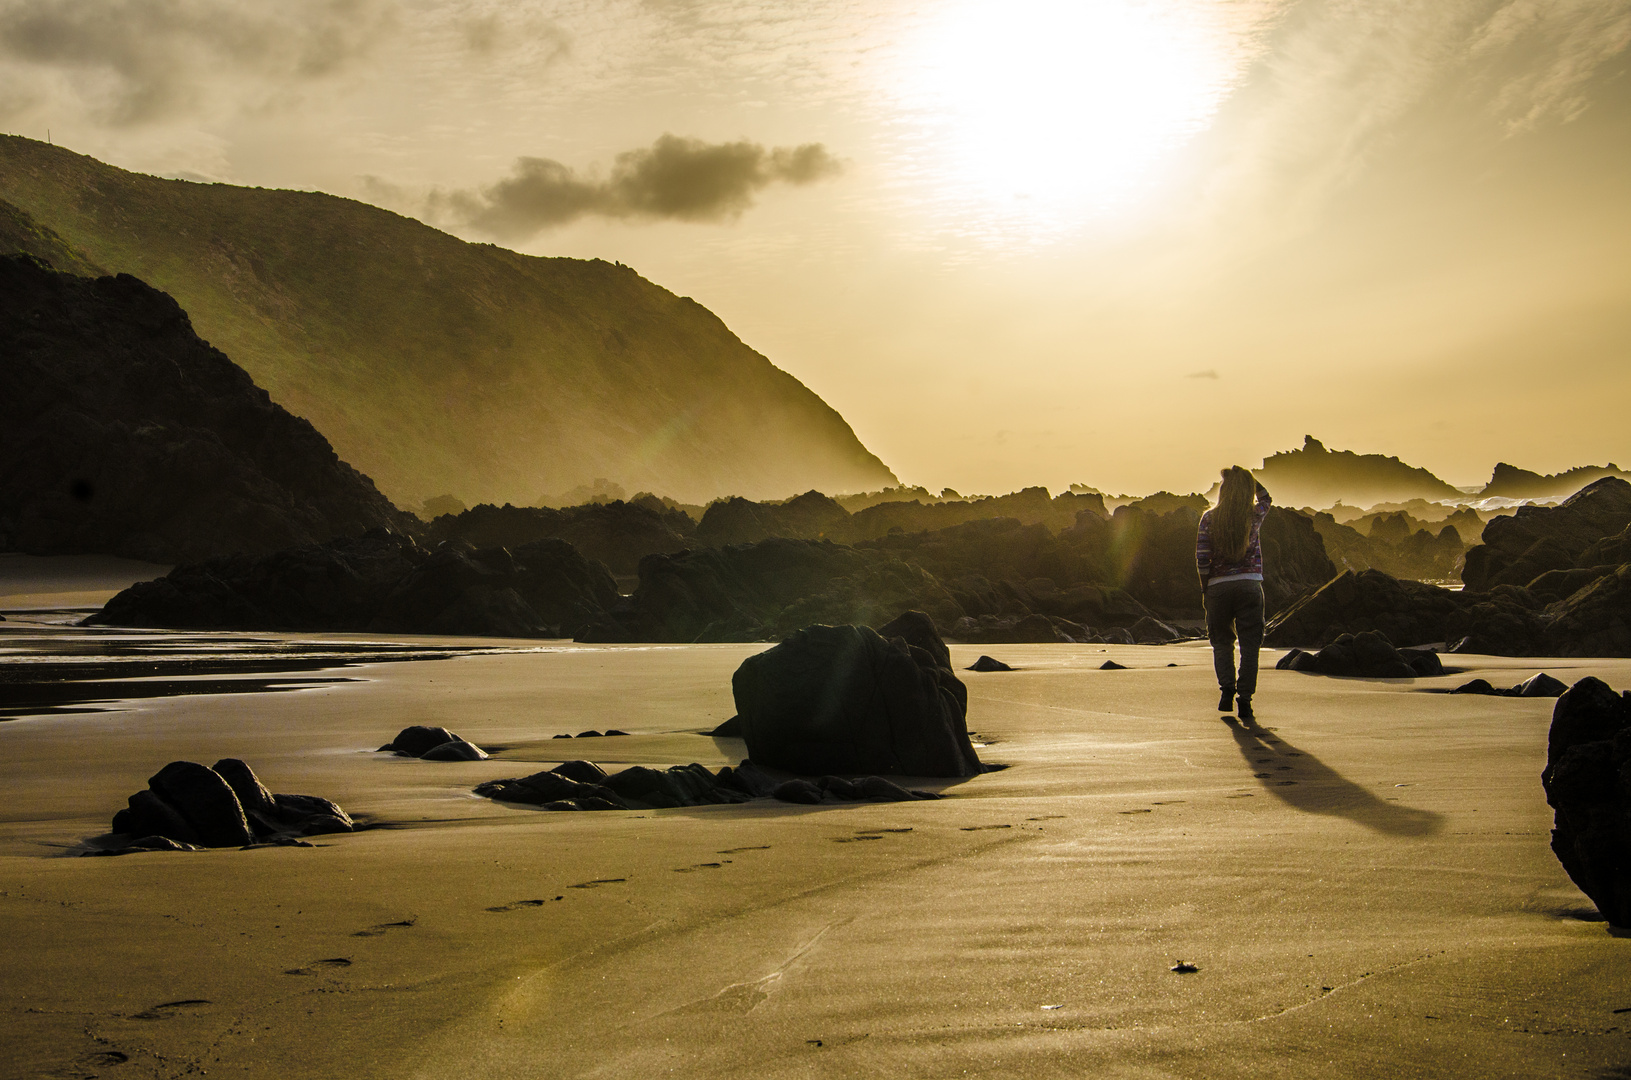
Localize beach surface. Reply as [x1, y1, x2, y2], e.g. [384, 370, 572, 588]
[2, 625, 1629, 1079]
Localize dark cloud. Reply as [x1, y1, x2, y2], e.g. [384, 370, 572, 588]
[0, 0, 395, 124]
[437, 134, 843, 238]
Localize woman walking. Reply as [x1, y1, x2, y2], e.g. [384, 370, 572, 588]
[1196, 467, 1272, 720]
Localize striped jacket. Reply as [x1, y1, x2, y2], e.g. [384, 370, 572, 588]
[1196, 487, 1272, 583]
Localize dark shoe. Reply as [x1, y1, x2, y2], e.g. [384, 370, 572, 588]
[1236, 696, 1255, 721]
[1218, 689, 1235, 712]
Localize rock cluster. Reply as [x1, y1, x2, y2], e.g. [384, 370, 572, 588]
[1542, 677, 1631, 926]
[380, 725, 489, 761]
[1462, 478, 1631, 592]
[1450, 673, 1568, 698]
[104, 759, 351, 853]
[89, 530, 618, 637]
[732, 612, 983, 778]
[1275, 631, 1444, 678]
[0, 254, 409, 563]
[474, 758, 937, 811]
[423, 498, 695, 579]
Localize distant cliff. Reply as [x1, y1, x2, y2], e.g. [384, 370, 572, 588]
[0, 136, 897, 507]
[0, 254, 409, 563]
[1253, 436, 1463, 509]
[1477, 462, 1631, 502]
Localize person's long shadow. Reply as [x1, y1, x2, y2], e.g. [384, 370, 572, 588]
[1225, 715, 1445, 837]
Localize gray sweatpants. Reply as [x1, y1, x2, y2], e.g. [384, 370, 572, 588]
[1205, 578, 1266, 698]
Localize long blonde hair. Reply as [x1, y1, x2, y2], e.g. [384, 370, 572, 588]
[1211, 466, 1256, 562]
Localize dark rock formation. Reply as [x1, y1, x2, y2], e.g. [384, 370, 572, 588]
[1544, 564, 1631, 657]
[1478, 462, 1631, 502]
[1266, 570, 1467, 649]
[1450, 673, 1567, 698]
[709, 716, 745, 737]
[473, 758, 937, 810]
[0, 254, 409, 563]
[1461, 478, 1631, 592]
[732, 617, 981, 778]
[1260, 508, 1342, 613]
[380, 725, 463, 757]
[696, 490, 850, 546]
[106, 759, 351, 852]
[1099, 660, 1127, 670]
[1309, 512, 1467, 583]
[1252, 435, 1463, 508]
[424, 499, 695, 578]
[580, 538, 964, 643]
[1541, 677, 1631, 926]
[1275, 632, 1443, 678]
[967, 656, 1014, 672]
[89, 531, 617, 637]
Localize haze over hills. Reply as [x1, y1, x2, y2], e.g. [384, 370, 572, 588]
[0, 136, 897, 508]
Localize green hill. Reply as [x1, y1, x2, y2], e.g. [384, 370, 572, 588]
[0, 136, 897, 507]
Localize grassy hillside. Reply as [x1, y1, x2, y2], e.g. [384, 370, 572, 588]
[0, 137, 897, 506]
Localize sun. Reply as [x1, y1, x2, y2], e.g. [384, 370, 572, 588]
[890, 0, 1246, 238]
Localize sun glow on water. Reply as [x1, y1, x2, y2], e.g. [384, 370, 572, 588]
[889, 0, 1252, 241]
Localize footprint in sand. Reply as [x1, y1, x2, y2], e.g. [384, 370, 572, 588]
[568, 878, 626, 889]
[1118, 809, 1153, 815]
[831, 836, 882, 843]
[486, 897, 564, 912]
[352, 919, 415, 937]
[1226, 793, 1255, 799]
[1026, 815, 1065, 821]
[960, 824, 1013, 831]
[673, 862, 729, 872]
[1253, 772, 1272, 779]
[129, 999, 210, 1021]
[284, 957, 352, 976]
[80, 1050, 129, 1067]
[717, 845, 771, 854]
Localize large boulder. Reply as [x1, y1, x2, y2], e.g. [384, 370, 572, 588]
[1266, 569, 1465, 648]
[1275, 631, 1442, 678]
[732, 617, 982, 778]
[1541, 678, 1631, 926]
[107, 760, 351, 850]
[1544, 564, 1631, 657]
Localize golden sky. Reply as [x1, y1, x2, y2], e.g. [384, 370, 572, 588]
[3, 0, 1628, 495]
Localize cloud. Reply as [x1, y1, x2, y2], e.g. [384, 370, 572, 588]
[1469, 0, 1631, 132]
[1186, 369, 1220, 379]
[435, 134, 843, 238]
[0, 0, 396, 124]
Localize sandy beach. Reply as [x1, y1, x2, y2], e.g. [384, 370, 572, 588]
[3, 625, 1629, 1079]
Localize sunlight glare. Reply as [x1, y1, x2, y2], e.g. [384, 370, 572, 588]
[892, 0, 1247, 240]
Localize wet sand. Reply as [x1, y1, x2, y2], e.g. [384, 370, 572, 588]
[2, 628, 1629, 1078]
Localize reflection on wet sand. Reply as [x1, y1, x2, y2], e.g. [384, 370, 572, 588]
[1225, 714, 1445, 837]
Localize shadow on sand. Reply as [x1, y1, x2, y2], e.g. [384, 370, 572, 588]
[1225, 715, 1445, 837]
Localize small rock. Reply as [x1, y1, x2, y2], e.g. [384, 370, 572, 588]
[1100, 660, 1127, 670]
[967, 656, 1014, 672]
[419, 739, 489, 761]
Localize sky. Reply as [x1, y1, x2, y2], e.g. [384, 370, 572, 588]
[2, 0, 1628, 496]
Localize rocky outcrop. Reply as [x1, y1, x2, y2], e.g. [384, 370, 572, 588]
[1542, 678, 1631, 926]
[424, 500, 695, 578]
[89, 530, 617, 637]
[696, 491, 850, 546]
[732, 613, 982, 778]
[1275, 631, 1444, 678]
[579, 538, 964, 643]
[1253, 435, 1464, 508]
[1266, 570, 1467, 649]
[104, 759, 351, 853]
[0, 254, 410, 563]
[1544, 564, 1631, 657]
[1461, 478, 1631, 592]
[1478, 462, 1631, 502]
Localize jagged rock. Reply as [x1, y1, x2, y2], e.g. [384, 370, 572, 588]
[772, 778, 824, 804]
[1462, 478, 1631, 592]
[967, 656, 1014, 672]
[1541, 677, 1631, 926]
[0, 254, 411, 563]
[1266, 570, 1464, 648]
[105, 760, 350, 850]
[1274, 632, 1438, 678]
[732, 618, 981, 778]
[90, 532, 618, 637]
[1130, 616, 1179, 643]
[1545, 564, 1631, 657]
[472, 759, 928, 811]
